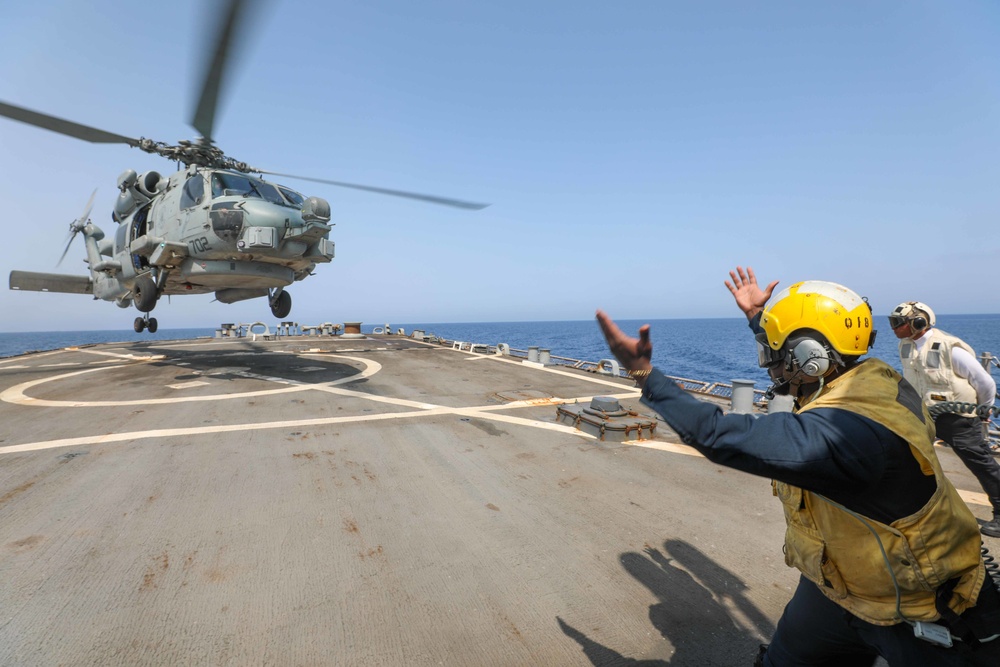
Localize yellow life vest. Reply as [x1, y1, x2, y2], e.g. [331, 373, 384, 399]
[773, 358, 984, 626]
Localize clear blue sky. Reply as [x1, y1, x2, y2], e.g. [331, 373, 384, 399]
[1, 1, 998, 332]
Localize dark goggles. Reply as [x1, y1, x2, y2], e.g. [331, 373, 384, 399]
[888, 315, 908, 329]
[755, 332, 786, 368]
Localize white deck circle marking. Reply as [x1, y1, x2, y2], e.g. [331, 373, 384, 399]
[0, 355, 381, 407]
[0, 351, 994, 512]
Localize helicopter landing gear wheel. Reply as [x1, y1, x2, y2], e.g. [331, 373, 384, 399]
[270, 289, 291, 318]
[134, 314, 157, 334]
[133, 273, 158, 313]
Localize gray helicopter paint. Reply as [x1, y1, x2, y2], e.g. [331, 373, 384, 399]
[178, 258, 294, 290]
[8, 271, 91, 295]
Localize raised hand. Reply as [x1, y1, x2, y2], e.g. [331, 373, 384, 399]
[724, 266, 778, 320]
[595, 310, 652, 375]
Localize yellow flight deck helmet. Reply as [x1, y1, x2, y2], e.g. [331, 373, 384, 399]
[757, 281, 876, 376]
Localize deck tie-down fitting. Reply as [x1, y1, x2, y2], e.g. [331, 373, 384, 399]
[557, 396, 657, 442]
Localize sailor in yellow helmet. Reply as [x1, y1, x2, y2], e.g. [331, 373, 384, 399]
[597, 266, 1000, 666]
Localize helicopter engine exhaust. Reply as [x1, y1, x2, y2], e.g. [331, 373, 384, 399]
[136, 171, 163, 197]
[215, 288, 269, 304]
[114, 169, 163, 221]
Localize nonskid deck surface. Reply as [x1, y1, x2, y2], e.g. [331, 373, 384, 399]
[0, 335, 993, 665]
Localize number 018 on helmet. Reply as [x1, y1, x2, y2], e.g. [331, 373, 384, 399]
[759, 281, 877, 361]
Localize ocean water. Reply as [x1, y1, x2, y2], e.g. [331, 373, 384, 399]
[0, 328, 218, 360]
[403, 315, 1000, 387]
[2, 314, 996, 389]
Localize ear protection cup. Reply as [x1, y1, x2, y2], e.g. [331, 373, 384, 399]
[891, 301, 935, 335]
[789, 338, 831, 378]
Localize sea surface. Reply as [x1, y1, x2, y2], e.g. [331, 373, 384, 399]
[1, 315, 997, 389]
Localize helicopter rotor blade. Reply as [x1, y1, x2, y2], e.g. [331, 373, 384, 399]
[79, 188, 98, 226]
[0, 101, 140, 146]
[256, 170, 490, 211]
[57, 189, 98, 267]
[191, 0, 255, 143]
[57, 233, 77, 268]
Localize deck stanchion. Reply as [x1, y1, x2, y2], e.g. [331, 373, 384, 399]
[731, 379, 755, 414]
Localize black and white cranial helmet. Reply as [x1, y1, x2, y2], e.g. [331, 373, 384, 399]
[889, 301, 936, 332]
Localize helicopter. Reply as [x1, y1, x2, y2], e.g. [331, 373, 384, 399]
[2, 0, 486, 334]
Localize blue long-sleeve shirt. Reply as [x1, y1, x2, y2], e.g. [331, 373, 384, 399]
[640, 359, 937, 525]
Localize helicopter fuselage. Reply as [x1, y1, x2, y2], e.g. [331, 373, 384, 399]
[108, 166, 334, 305]
[10, 166, 335, 326]
[4, 0, 483, 333]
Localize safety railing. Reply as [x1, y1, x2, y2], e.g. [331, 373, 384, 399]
[475, 344, 768, 405]
[417, 335, 998, 426]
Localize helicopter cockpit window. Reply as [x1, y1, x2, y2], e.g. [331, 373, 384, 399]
[212, 172, 253, 198]
[253, 180, 286, 206]
[278, 187, 305, 207]
[211, 172, 286, 205]
[180, 174, 205, 209]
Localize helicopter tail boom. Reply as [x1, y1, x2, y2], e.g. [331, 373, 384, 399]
[10, 271, 93, 295]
